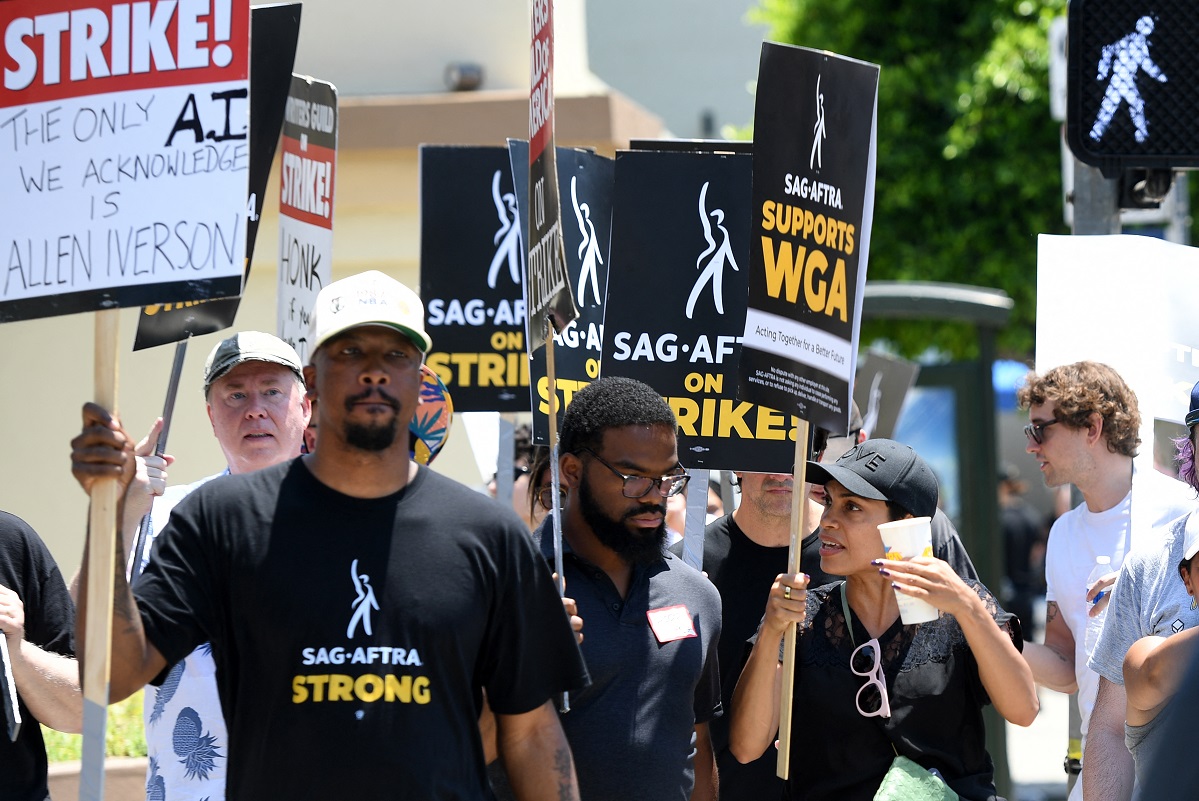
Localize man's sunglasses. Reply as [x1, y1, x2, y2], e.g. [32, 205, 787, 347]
[1023, 419, 1060, 445]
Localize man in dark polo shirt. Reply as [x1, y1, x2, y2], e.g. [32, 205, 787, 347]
[536, 376, 722, 801]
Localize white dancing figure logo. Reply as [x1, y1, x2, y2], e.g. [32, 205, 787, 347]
[685, 181, 739, 320]
[811, 73, 827, 170]
[571, 175, 603, 307]
[488, 169, 522, 288]
[1089, 15, 1168, 144]
[346, 558, 379, 638]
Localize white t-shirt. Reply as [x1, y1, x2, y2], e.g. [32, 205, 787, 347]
[1043, 465, 1194, 801]
[138, 473, 226, 801]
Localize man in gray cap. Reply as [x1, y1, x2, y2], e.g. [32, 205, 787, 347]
[71, 271, 586, 800]
[127, 330, 311, 801]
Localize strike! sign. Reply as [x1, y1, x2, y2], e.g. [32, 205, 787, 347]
[132, 2, 301, 350]
[526, 0, 576, 345]
[603, 149, 798, 471]
[277, 74, 336, 364]
[0, 0, 251, 322]
[420, 146, 529, 412]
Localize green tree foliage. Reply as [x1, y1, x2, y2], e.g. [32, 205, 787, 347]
[751, 0, 1069, 359]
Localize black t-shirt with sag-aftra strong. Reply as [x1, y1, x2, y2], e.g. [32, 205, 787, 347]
[135, 459, 588, 800]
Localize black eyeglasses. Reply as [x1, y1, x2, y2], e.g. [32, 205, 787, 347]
[1023, 419, 1060, 444]
[578, 448, 690, 498]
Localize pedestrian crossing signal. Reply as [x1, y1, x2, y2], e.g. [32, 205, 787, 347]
[1067, 1, 1199, 177]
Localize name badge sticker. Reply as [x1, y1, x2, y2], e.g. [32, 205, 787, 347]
[646, 604, 698, 644]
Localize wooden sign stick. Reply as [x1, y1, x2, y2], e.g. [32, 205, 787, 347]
[81, 308, 120, 801]
[776, 418, 810, 780]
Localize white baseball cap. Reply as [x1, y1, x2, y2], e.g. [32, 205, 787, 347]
[309, 270, 432, 357]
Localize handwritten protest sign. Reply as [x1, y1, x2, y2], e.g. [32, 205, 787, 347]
[1, 0, 251, 323]
[132, 2, 301, 349]
[526, 0, 576, 344]
[277, 74, 336, 363]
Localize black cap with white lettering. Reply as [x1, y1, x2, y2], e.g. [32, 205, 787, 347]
[806, 438, 938, 519]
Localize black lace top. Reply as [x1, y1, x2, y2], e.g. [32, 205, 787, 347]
[760, 581, 1020, 801]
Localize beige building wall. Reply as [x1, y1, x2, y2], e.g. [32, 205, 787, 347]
[1, 39, 664, 570]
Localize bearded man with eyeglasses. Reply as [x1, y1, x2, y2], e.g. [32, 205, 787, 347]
[537, 376, 723, 801]
[1017, 361, 1195, 801]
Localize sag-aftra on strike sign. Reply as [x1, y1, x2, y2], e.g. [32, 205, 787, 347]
[1, 0, 250, 322]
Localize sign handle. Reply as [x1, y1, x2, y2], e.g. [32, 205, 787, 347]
[681, 469, 709, 571]
[0, 633, 21, 741]
[495, 416, 517, 510]
[776, 418, 809, 780]
[129, 338, 188, 584]
[81, 308, 120, 801]
[544, 321, 569, 713]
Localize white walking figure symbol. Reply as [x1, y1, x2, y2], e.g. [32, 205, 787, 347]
[571, 175, 603, 307]
[685, 182, 739, 320]
[1089, 15, 1168, 144]
[810, 74, 826, 170]
[487, 170, 522, 288]
[347, 558, 379, 638]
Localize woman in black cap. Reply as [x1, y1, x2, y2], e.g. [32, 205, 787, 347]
[729, 438, 1038, 801]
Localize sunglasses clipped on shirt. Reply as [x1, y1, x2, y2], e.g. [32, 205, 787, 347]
[841, 587, 891, 719]
[850, 639, 892, 719]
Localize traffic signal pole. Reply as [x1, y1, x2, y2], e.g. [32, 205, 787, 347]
[1072, 156, 1121, 236]
[1064, 153, 1120, 798]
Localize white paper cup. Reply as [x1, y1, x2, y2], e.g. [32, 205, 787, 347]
[877, 516, 939, 624]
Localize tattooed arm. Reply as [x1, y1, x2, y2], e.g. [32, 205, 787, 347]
[1021, 601, 1079, 693]
[71, 403, 169, 702]
[497, 700, 580, 801]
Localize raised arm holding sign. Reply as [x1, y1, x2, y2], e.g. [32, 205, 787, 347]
[2, 3, 252, 797]
[733, 42, 880, 781]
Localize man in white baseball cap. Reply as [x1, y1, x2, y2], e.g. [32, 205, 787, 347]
[309, 269, 432, 354]
[72, 271, 587, 800]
